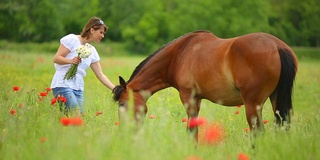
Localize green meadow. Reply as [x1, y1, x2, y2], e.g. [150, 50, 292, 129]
[0, 45, 319, 160]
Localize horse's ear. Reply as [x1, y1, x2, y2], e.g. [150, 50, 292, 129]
[119, 76, 127, 89]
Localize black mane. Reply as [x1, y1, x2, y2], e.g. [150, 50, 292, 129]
[127, 45, 167, 83]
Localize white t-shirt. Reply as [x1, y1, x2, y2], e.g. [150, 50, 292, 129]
[50, 34, 100, 91]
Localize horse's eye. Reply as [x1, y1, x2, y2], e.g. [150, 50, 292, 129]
[119, 102, 125, 107]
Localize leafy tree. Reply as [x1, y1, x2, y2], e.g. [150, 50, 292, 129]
[0, 0, 319, 52]
[0, 0, 63, 42]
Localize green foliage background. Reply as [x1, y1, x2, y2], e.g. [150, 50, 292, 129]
[0, 0, 319, 54]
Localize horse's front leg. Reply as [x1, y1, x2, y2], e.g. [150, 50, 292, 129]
[179, 89, 202, 141]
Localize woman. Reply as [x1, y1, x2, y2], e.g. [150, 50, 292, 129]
[50, 17, 115, 116]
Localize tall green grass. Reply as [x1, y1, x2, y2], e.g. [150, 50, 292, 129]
[0, 49, 319, 160]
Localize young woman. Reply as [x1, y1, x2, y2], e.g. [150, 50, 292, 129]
[50, 17, 115, 116]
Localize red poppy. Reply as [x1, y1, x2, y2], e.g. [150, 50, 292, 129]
[237, 153, 250, 160]
[182, 117, 188, 122]
[51, 98, 57, 105]
[236, 105, 242, 108]
[60, 117, 83, 126]
[39, 92, 48, 97]
[70, 117, 83, 126]
[149, 115, 156, 119]
[40, 137, 47, 142]
[45, 88, 52, 92]
[199, 123, 225, 145]
[245, 128, 249, 133]
[235, 110, 240, 114]
[185, 155, 202, 160]
[60, 118, 71, 126]
[10, 109, 16, 115]
[13, 86, 19, 92]
[114, 121, 120, 125]
[60, 97, 67, 103]
[188, 117, 207, 128]
[263, 119, 268, 124]
[57, 95, 67, 103]
[37, 57, 44, 63]
[96, 111, 103, 116]
[18, 103, 24, 108]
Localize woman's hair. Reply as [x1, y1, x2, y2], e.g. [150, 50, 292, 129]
[81, 17, 108, 39]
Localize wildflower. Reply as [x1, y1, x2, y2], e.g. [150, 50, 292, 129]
[235, 110, 240, 114]
[60, 97, 67, 103]
[13, 86, 20, 92]
[45, 88, 52, 92]
[64, 43, 92, 80]
[60, 118, 70, 126]
[149, 115, 156, 119]
[60, 117, 83, 126]
[114, 121, 119, 125]
[40, 137, 47, 142]
[182, 117, 188, 122]
[57, 95, 67, 103]
[237, 153, 250, 160]
[263, 119, 268, 124]
[245, 128, 249, 133]
[51, 98, 57, 105]
[37, 57, 44, 63]
[10, 109, 16, 115]
[236, 105, 242, 108]
[39, 92, 48, 97]
[18, 103, 24, 108]
[199, 123, 225, 145]
[188, 117, 207, 128]
[185, 155, 202, 160]
[70, 117, 83, 126]
[96, 111, 103, 116]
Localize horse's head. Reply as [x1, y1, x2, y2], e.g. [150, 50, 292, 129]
[112, 76, 148, 121]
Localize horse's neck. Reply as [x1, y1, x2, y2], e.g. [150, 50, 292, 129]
[128, 50, 172, 94]
[127, 32, 208, 94]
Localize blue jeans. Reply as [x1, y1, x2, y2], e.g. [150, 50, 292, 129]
[52, 87, 84, 113]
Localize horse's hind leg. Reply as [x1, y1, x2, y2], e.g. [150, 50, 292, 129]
[243, 98, 265, 149]
[269, 92, 290, 130]
[269, 92, 280, 124]
[241, 91, 266, 132]
[244, 102, 264, 132]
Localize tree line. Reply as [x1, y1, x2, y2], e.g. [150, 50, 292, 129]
[0, 0, 319, 54]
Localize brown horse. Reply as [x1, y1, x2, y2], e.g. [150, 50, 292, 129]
[112, 30, 298, 139]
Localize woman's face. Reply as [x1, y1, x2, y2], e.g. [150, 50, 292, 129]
[90, 27, 105, 43]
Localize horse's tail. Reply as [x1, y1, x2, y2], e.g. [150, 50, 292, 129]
[274, 48, 297, 125]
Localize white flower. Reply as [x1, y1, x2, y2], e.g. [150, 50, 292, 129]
[64, 43, 92, 80]
[77, 43, 92, 59]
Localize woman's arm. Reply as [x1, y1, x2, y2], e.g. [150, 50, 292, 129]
[90, 61, 115, 90]
[53, 44, 81, 65]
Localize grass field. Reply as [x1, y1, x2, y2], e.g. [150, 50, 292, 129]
[0, 47, 319, 160]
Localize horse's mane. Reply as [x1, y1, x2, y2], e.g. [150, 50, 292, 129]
[127, 30, 211, 83]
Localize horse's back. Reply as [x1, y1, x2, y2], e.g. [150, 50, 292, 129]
[173, 32, 294, 106]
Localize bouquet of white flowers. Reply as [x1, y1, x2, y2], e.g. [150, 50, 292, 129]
[63, 43, 92, 80]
